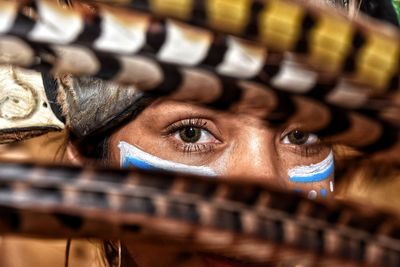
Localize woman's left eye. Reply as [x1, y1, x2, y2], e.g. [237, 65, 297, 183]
[174, 127, 216, 144]
[282, 130, 319, 145]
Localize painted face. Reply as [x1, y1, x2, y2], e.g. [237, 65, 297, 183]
[119, 141, 217, 176]
[288, 150, 335, 199]
[109, 98, 335, 200]
[105, 97, 336, 267]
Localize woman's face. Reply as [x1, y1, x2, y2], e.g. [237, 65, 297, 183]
[109, 98, 334, 198]
[104, 98, 334, 267]
[109, 98, 334, 199]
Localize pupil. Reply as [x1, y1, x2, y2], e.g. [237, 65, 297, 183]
[185, 127, 196, 138]
[293, 131, 305, 140]
[289, 130, 309, 145]
[179, 127, 201, 143]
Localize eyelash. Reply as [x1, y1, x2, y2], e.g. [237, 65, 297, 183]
[163, 118, 219, 153]
[164, 119, 325, 156]
[289, 144, 324, 157]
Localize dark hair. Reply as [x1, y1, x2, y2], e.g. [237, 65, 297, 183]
[360, 0, 400, 27]
[74, 119, 148, 267]
[65, 82, 154, 267]
[71, 94, 155, 161]
[101, 241, 139, 267]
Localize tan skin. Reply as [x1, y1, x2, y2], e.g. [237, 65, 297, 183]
[108, 98, 333, 192]
[68, 97, 333, 267]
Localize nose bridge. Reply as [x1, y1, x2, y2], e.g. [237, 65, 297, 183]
[219, 129, 280, 181]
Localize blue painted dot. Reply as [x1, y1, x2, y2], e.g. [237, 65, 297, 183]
[320, 188, 327, 198]
[294, 189, 302, 194]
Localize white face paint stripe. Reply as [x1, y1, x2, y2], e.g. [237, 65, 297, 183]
[330, 180, 334, 192]
[288, 151, 334, 183]
[118, 141, 217, 177]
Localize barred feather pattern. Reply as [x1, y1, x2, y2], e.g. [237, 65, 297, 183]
[0, 162, 400, 266]
[0, 36, 399, 159]
[0, 0, 399, 159]
[82, 0, 400, 91]
[0, 0, 398, 106]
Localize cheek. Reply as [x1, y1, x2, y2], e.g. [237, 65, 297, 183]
[206, 144, 234, 175]
[292, 176, 335, 200]
[285, 151, 335, 200]
[118, 141, 218, 176]
[107, 137, 123, 166]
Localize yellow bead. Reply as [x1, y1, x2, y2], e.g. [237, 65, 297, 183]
[354, 34, 399, 90]
[309, 15, 353, 73]
[259, 0, 304, 51]
[207, 0, 251, 34]
[150, 0, 193, 20]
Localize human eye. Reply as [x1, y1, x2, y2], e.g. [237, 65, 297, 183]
[281, 129, 323, 156]
[282, 130, 319, 146]
[164, 118, 221, 153]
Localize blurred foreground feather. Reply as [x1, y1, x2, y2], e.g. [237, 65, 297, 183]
[0, 0, 399, 266]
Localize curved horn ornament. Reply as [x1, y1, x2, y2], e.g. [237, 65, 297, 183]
[0, 66, 64, 144]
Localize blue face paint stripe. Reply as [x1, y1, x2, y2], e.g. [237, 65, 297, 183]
[119, 141, 217, 176]
[289, 162, 334, 183]
[122, 156, 158, 170]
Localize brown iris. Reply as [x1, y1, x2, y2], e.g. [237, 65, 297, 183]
[179, 127, 202, 143]
[287, 130, 310, 145]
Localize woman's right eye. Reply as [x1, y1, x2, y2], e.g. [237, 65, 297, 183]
[164, 118, 222, 153]
[175, 126, 217, 144]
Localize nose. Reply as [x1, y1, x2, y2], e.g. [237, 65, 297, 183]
[217, 127, 282, 184]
